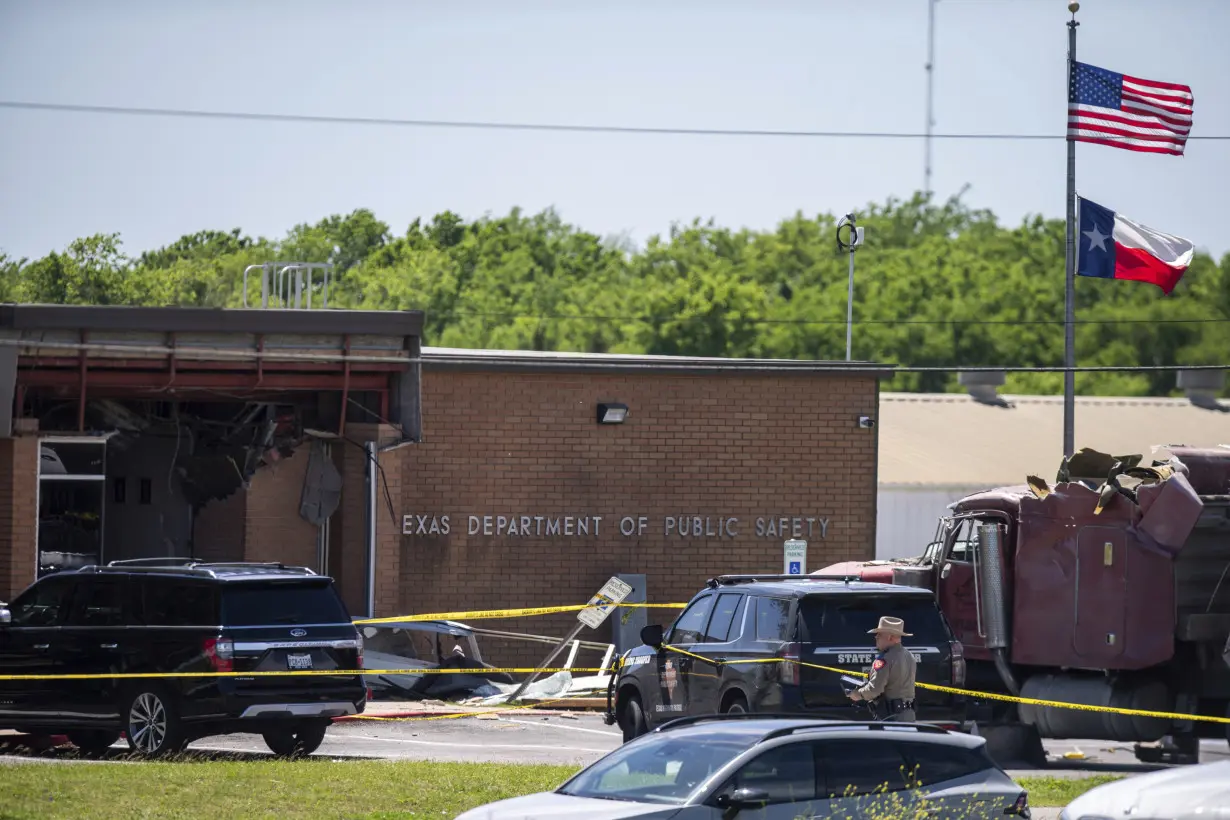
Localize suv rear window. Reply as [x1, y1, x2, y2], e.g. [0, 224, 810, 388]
[221, 581, 350, 627]
[799, 594, 949, 644]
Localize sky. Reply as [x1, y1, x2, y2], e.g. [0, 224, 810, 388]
[1, 0, 1227, 263]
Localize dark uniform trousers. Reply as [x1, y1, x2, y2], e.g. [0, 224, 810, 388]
[856, 642, 917, 722]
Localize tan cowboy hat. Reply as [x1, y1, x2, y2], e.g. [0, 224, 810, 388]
[868, 616, 912, 636]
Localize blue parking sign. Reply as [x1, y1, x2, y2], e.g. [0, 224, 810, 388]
[788, 561, 801, 574]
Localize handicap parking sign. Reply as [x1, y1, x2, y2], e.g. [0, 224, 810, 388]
[784, 539, 807, 575]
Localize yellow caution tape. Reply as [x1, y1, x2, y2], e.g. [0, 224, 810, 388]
[354, 601, 685, 625]
[351, 691, 609, 723]
[0, 667, 607, 681]
[659, 645, 1230, 726]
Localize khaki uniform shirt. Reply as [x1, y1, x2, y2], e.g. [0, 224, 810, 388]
[857, 642, 916, 702]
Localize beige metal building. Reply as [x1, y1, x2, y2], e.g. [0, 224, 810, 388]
[875, 374, 1230, 559]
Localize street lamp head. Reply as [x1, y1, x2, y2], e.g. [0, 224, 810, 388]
[1068, 0, 1079, 13]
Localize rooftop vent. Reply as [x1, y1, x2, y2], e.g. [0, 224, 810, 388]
[958, 370, 1014, 408]
[1177, 369, 1228, 412]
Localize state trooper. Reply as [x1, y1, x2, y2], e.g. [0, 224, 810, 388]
[846, 616, 917, 722]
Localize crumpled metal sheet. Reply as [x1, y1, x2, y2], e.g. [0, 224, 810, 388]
[299, 438, 343, 525]
[1023, 446, 1204, 554]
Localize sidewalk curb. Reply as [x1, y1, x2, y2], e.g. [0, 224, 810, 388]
[333, 707, 592, 722]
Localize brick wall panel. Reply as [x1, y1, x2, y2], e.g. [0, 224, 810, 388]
[397, 370, 880, 668]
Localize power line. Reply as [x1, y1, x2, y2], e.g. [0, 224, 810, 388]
[430, 309, 1230, 327]
[3, 100, 1228, 141]
[421, 355, 1230, 375]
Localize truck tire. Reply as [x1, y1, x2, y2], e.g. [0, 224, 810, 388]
[123, 686, 187, 758]
[979, 723, 1047, 769]
[262, 721, 328, 757]
[68, 730, 121, 758]
[618, 691, 647, 742]
[721, 692, 749, 714]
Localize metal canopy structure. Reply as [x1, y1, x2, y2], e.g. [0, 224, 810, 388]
[0, 303, 425, 438]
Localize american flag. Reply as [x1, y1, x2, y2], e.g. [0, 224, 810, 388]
[1067, 61, 1193, 155]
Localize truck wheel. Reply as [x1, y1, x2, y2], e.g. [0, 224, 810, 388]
[262, 721, 328, 758]
[979, 723, 1047, 769]
[722, 692, 749, 714]
[124, 687, 187, 758]
[618, 691, 647, 742]
[68, 730, 121, 758]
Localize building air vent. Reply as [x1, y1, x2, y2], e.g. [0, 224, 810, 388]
[1177, 369, 1228, 412]
[958, 370, 1014, 408]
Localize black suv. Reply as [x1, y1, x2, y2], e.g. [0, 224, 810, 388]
[605, 574, 968, 741]
[0, 559, 366, 757]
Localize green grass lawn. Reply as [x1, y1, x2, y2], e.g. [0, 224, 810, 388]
[0, 758, 1120, 819]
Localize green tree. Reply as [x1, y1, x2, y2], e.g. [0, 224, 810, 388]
[9, 192, 1228, 399]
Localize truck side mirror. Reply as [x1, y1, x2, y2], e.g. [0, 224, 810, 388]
[716, 788, 771, 819]
[640, 624, 664, 648]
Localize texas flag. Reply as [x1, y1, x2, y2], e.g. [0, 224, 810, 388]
[1076, 196, 1195, 295]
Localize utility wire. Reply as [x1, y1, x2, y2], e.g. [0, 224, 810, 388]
[419, 356, 1230, 374]
[3, 100, 1229, 141]
[429, 310, 1230, 327]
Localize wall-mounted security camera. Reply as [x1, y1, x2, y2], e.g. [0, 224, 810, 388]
[857, 415, 876, 429]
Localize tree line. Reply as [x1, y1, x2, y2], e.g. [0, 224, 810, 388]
[2, 191, 1227, 397]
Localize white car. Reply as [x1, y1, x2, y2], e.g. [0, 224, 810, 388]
[456, 715, 1031, 819]
[1060, 760, 1230, 819]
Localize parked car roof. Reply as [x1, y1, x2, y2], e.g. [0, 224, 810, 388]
[1061, 759, 1230, 818]
[68, 559, 326, 583]
[700, 574, 934, 598]
[650, 714, 984, 748]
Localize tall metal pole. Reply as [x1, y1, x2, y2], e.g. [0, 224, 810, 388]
[846, 224, 856, 361]
[1062, 5, 1079, 458]
[924, 0, 937, 196]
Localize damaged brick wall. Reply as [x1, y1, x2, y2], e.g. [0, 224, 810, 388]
[397, 369, 880, 669]
[0, 436, 39, 602]
[191, 491, 247, 563]
[243, 443, 319, 569]
[332, 423, 405, 619]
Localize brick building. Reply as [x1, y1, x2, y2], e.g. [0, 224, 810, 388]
[0, 303, 888, 664]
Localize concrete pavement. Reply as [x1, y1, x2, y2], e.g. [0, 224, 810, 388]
[4, 702, 1227, 818]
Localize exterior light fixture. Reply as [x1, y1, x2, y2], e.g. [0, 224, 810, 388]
[597, 402, 629, 425]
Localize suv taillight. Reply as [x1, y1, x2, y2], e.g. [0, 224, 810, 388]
[355, 631, 364, 671]
[779, 642, 801, 685]
[950, 640, 966, 687]
[203, 637, 234, 673]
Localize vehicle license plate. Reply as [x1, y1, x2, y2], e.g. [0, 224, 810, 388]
[287, 653, 313, 670]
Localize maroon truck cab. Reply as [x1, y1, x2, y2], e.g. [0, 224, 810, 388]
[820, 446, 1230, 759]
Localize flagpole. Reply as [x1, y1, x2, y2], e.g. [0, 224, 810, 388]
[1063, 1, 1080, 459]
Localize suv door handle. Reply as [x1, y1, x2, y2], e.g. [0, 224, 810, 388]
[100, 643, 118, 649]
[33, 643, 50, 650]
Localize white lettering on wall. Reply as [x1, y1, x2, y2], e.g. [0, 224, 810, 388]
[405, 514, 830, 539]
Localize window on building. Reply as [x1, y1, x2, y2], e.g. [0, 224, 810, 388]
[36, 439, 106, 578]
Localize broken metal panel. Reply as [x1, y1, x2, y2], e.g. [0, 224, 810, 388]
[1013, 481, 1178, 671]
[299, 439, 343, 526]
[0, 330, 17, 438]
[0, 303, 425, 338]
[1136, 471, 1203, 552]
[389, 334, 422, 441]
[1161, 446, 1230, 497]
